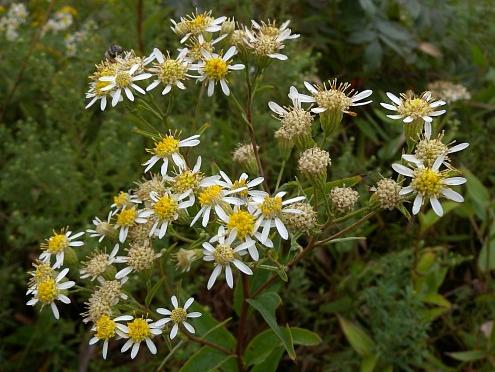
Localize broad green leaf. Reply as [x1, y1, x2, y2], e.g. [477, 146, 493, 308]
[192, 306, 236, 349]
[251, 347, 284, 372]
[421, 293, 451, 308]
[361, 353, 380, 372]
[244, 327, 321, 366]
[179, 347, 236, 372]
[447, 350, 486, 362]
[247, 292, 296, 360]
[337, 315, 374, 356]
[319, 297, 353, 314]
[463, 167, 490, 220]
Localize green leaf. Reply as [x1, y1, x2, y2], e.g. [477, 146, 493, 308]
[337, 315, 374, 356]
[361, 353, 380, 372]
[478, 221, 495, 272]
[421, 293, 451, 308]
[144, 278, 163, 307]
[447, 350, 486, 362]
[179, 347, 236, 372]
[192, 306, 236, 349]
[244, 327, 321, 366]
[251, 347, 284, 372]
[463, 167, 490, 220]
[247, 292, 296, 360]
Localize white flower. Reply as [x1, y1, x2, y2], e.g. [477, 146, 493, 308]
[86, 211, 114, 242]
[380, 91, 446, 135]
[39, 229, 84, 269]
[155, 296, 202, 339]
[85, 81, 116, 111]
[99, 63, 152, 107]
[297, 80, 373, 114]
[80, 244, 120, 280]
[146, 48, 194, 95]
[119, 316, 162, 359]
[166, 156, 221, 201]
[143, 133, 200, 176]
[89, 314, 131, 359]
[144, 191, 194, 238]
[113, 206, 149, 243]
[191, 177, 245, 227]
[192, 47, 245, 96]
[212, 206, 272, 261]
[203, 227, 254, 289]
[244, 20, 299, 60]
[403, 130, 469, 167]
[217, 171, 264, 201]
[111, 191, 141, 212]
[171, 11, 226, 43]
[392, 155, 466, 217]
[249, 191, 305, 243]
[183, 33, 227, 62]
[26, 268, 75, 320]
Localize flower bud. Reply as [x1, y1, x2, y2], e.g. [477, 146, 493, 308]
[233, 143, 259, 175]
[297, 146, 331, 186]
[282, 202, 318, 234]
[371, 178, 401, 210]
[330, 186, 359, 213]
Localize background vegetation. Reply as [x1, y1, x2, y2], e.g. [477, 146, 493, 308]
[1, 0, 494, 370]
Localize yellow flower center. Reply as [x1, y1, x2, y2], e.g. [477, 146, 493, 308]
[170, 307, 188, 323]
[198, 185, 223, 206]
[188, 40, 213, 61]
[232, 179, 248, 198]
[415, 139, 448, 166]
[37, 278, 58, 304]
[95, 80, 111, 96]
[260, 196, 283, 218]
[213, 244, 235, 265]
[153, 136, 180, 157]
[411, 168, 444, 197]
[117, 208, 137, 227]
[315, 89, 352, 112]
[34, 263, 54, 283]
[172, 170, 200, 193]
[157, 60, 186, 84]
[84, 253, 109, 277]
[227, 210, 255, 239]
[113, 191, 129, 207]
[260, 25, 280, 37]
[204, 57, 228, 80]
[47, 233, 69, 254]
[188, 14, 212, 33]
[115, 72, 132, 88]
[96, 315, 116, 340]
[153, 195, 178, 221]
[127, 318, 151, 342]
[400, 98, 432, 118]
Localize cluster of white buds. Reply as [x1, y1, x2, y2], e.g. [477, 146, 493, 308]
[232, 143, 259, 174]
[42, 6, 75, 35]
[282, 202, 318, 234]
[371, 178, 402, 210]
[427, 80, 471, 103]
[0, 3, 28, 41]
[330, 186, 359, 213]
[298, 147, 331, 185]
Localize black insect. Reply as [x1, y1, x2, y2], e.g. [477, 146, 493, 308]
[104, 44, 123, 62]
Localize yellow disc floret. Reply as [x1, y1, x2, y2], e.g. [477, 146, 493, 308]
[170, 307, 188, 323]
[172, 170, 200, 193]
[399, 98, 432, 119]
[204, 57, 228, 80]
[156, 59, 187, 84]
[37, 278, 58, 304]
[115, 71, 132, 88]
[198, 185, 223, 206]
[411, 168, 444, 197]
[96, 315, 116, 340]
[153, 195, 178, 221]
[260, 196, 282, 218]
[127, 318, 151, 342]
[153, 135, 180, 157]
[232, 179, 248, 198]
[213, 244, 235, 265]
[117, 208, 137, 227]
[113, 191, 130, 208]
[227, 210, 255, 239]
[47, 233, 69, 254]
[187, 13, 213, 34]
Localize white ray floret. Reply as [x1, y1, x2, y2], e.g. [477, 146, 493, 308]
[118, 316, 162, 359]
[155, 296, 202, 340]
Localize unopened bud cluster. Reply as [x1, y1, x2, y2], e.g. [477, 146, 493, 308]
[372, 178, 401, 210]
[283, 202, 318, 233]
[330, 187, 359, 213]
[298, 147, 331, 183]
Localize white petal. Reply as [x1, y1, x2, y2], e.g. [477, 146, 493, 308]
[392, 163, 414, 177]
[274, 218, 288, 240]
[51, 303, 60, 319]
[220, 79, 230, 95]
[380, 102, 398, 111]
[207, 265, 222, 289]
[170, 323, 179, 339]
[430, 197, 444, 216]
[233, 259, 253, 275]
[412, 193, 423, 215]
[225, 265, 234, 288]
[386, 92, 402, 105]
[399, 185, 414, 195]
[448, 143, 469, 153]
[183, 321, 195, 334]
[187, 312, 202, 318]
[171, 295, 179, 308]
[441, 188, 464, 202]
[184, 297, 194, 310]
[131, 342, 140, 359]
[443, 177, 467, 185]
[146, 338, 157, 354]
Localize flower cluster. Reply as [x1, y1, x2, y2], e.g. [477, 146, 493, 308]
[43, 6, 75, 35]
[0, 3, 28, 41]
[427, 80, 471, 103]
